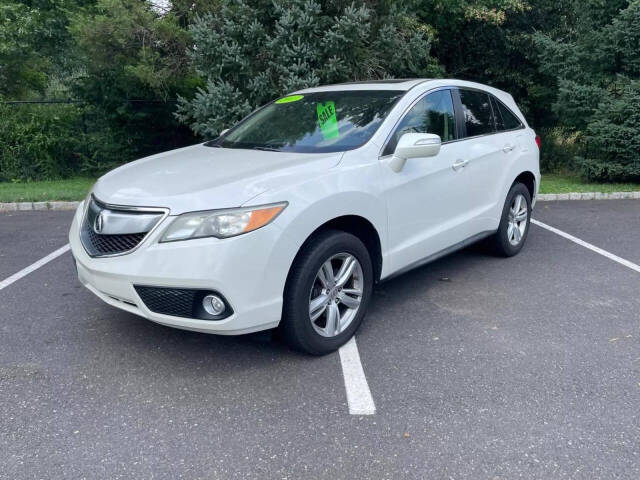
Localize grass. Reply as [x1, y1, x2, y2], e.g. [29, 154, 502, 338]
[1, 173, 639, 203]
[0, 178, 95, 203]
[539, 173, 640, 194]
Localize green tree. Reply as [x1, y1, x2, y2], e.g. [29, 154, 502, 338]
[176, 0, 442, 137]
[537, 0, 640, 180]
[578, 80, 640, 181]
[0, 2, 49, 98]
[69, 0, 197, 103]
[68, 0, 198, 174]
[0, 0, 96, 99]
[416, 0, 576, 128]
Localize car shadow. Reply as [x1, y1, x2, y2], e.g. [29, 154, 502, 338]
[80, 242, 500, 369]
[372, 241, 494, 303]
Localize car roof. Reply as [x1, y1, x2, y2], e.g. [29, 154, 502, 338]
[294, 78, 511, 96]
[294, 79, 429, 93]
[291, 78, 526, 126]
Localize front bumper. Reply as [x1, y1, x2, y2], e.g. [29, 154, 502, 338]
[69, 203, 293, 335]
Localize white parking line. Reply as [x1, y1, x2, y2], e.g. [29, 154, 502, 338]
[531, 219, 640, 274]
[0, 243, 378, 417]
[339, 336, 376, 415]
[0, 244, 71, 292]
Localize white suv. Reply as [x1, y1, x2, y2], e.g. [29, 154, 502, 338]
[69, 79, 540, 355]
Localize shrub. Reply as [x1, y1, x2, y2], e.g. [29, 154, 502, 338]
[0, 102, 83, 181]
[538, 126, 580, 174]
[0, 101, 194, 181]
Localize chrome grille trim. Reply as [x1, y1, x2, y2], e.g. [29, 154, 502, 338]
[80, 195, 169, 258]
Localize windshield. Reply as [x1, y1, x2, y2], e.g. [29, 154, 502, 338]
[206, 90, 405, 153]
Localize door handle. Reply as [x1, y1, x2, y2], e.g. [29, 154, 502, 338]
[452, 159, 469, 171]
[503, 144, 515, 153]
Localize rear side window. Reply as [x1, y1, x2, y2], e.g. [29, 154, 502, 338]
[383, 89, 456, 155]
[459, 89, 494, 137]
[491, 96, 523, 131]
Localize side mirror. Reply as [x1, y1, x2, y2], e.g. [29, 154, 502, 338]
[219, 128, 229, 136]
[389, 133, 442, 172]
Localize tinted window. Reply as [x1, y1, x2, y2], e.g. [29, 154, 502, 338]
[383, 89, 456, 155]
[459, 89, 494, 137]
[492, 96, 523, 131]
[207, 90, 404, 154]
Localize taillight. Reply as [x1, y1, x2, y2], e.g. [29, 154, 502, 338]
[535, 135, 541, 149]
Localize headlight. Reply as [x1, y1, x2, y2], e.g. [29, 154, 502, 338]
[160, 202, 287, 242]
[82, 185, 95, 218]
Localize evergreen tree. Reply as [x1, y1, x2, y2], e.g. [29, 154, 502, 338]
[176, 0, 442, 137]
[578, 80, 640, 181]
[537, 0, 640, 181]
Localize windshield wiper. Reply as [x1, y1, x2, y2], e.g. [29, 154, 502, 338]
[251, 146, 281, 152]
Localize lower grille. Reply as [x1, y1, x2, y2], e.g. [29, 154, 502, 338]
[134, 286, 233, 320]
[135, 286, 196, 318]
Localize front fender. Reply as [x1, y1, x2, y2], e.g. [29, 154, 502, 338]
[277, 191, 387, 253]
[252, 188, 388, 293]
[245, 156, 389, 293]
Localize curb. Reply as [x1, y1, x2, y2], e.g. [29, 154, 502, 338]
[1, 192, 640, 211]
[0, 201, 80, 212]
[537, 192, 640, 201]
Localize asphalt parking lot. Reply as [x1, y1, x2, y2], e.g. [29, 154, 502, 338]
[1, 200, 639, 479]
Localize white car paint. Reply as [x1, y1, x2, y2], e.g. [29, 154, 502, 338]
[94, 146, 343, 213]
[70, 79, 540, 335]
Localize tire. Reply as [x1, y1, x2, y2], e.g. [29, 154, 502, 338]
[280, 229, 374, 355]
[491, 182, 532, 257]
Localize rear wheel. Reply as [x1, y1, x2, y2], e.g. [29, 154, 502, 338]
[491, 182, 532, 257]
[280, 230, 373, 355]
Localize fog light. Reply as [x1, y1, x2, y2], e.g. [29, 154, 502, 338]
[203, 294, 226, 316]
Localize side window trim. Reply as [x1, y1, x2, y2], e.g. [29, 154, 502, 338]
[488, 94, 498, 133]
[379, 87, 457, 157]
[490, 95, 503, 130]
[451, 88, 467, 139]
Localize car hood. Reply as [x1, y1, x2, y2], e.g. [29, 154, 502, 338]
[92, 144, 343, 214]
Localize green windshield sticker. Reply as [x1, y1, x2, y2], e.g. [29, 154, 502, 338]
[275, 94, 304, 104]
[316, 101, 339, 140]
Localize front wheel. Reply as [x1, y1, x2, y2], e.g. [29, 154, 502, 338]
[280, 230, 374, 355]
[491, 182, 532, 257]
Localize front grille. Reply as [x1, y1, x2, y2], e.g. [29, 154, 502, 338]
[83, 226, 146, 255]
[80, 196, 165, 257]
[134, 286, 233, 320]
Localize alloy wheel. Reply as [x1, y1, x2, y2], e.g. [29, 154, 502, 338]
[308, 253, 364, 337]
[507, 193, 528, 246]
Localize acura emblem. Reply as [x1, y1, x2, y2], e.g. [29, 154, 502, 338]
[94, 211, 105, 234]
